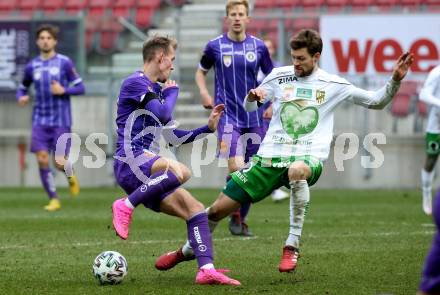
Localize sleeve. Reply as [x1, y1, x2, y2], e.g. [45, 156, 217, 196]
[348, 79, 401, 110]
[243, 74, 276, 112]
[16, 62, 33, 100]
[162, 125, 213, 146]
[420, 67, 440, 108]
[145, 87, 179, 124]
[198, 41, 216, 72]
[64, 58, 85, 96]
[259, 43, 274, 76]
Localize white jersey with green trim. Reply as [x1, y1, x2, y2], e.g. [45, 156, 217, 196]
[420, 64, 440, 134]
[244, 66, 401, 161]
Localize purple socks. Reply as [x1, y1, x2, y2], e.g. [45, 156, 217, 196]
[187, 212, 214, 268]
[39, 168, 58, 199]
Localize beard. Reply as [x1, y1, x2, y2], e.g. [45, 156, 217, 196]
[295, 67, 314, 78]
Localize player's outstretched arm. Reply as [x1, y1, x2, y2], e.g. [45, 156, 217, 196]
[243, 88, 267, 112]
[391, 52, 414, 82]
[207, 104, 225, 131]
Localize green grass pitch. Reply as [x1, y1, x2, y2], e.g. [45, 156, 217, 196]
[0, 187, 434, 295]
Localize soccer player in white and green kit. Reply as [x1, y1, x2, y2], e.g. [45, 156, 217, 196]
[155, 29, 414, 275]
[419, 65, 440, 215]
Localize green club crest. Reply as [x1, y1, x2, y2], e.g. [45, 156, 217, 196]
[280, 102, 319, 139]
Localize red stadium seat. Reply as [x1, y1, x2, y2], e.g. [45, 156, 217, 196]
[417, 101, 428, 118]
[399, 80, 419, 96]
[98, 18, 123, 52]
[390, 93, 412, 118]
[88, 0, 112, 17]
[112, 0, 135, 18]
[254, 0, 275, 8]
[351, 0, 375, 11]
[135, 7, 154, 29]
[326, 0, 350, 12]
[374, 0, 399, 10]
[85, 17, 99, 52]
[275, 0, 301, 7]
[301, 0, 325, 10]
[137, 0, 161, 9]
[65, 0, 88, 15]
[41, 0, 63, 14]
[18, 0, 41, 16]
[399, 0, 422, 9]
[425, 0, 440, 9]
[292, 18, 319, 32]
[0, 0, 17, 14]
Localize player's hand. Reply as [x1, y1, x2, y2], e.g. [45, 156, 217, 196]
[392, 52, 414, 82]
[200, 90, 214, 109]
[247, 88, 266, 102]
[263, 104, 273, 119]
[18, 95, 29, 107]
[164, 79, 178, 89]
[51, 80, 65, 95]
[208, 104, 225, 131]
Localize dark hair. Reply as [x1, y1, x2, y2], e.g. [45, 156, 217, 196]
[36, 24, 59, 40]
[290, 29, 322, 56]
[142, 36, 177, 63]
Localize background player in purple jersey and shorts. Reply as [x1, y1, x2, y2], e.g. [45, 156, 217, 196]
[418, 191, 440, 295]
[110, 36, 240, 286]
[16, 24, 84, 212]
[195, 0, 273, 236]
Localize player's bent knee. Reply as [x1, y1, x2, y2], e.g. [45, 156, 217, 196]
[288, 162, 310, 181]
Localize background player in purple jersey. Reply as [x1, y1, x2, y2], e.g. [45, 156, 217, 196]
[418, 190, 440, 295]
[195, 0, 273, 236]
[16, 24, 85, 212]
[111, 36, 240, 286]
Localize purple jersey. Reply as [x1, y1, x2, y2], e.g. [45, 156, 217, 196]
[16, 54, 84, 127]
[115, 71, 212, 158]
[199, 34, 273, 128]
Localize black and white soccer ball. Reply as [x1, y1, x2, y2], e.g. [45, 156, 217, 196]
[92, 251, 128, 285]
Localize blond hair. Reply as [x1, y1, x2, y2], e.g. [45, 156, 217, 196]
[225, 0, 249, 16]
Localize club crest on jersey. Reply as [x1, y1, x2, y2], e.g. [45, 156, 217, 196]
[316, 90, 326, 104]
[282, 85, 295, 101]
[245, 51, 256, 62]
[49, 67, 60, 76]
[33, 71, 42, 81]
[223, 55, 232, 67]
[296, 88, 312, 99]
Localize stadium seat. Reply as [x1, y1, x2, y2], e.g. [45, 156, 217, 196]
[390, 93, 412, 118]
[98, 18, 123, 53]
[85, 17, 99, 53]
[41, 0, 63, 15]
[425, 0, 440, 10]
[0, 0, 17, 14]
[399, 80, 419, 96]
[135, 7, 154, 29]
[301, 0, 326, 10]
[292, 18, 319, 32]
[137, 0, 161, 9]
[18, 0, 42, 16]
[417, 101, 428, 118]
[88, 0, 112, 17]
[255, 0, 276, 8]
[374, 0, 399, 10]
[65, 0, 88, 15]
[112, 0, 135, 19]
[326, 0, 350, 12]
[351, 0, 375, 11]
[275, 0, 301, 8]
[399, 0, 422, 10]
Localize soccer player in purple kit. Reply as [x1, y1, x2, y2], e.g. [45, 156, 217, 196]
[418, 191, 440, 295]
[110, 36, 240, 286]
[195, 0, 273, 236]
[16, 24, 84, 212]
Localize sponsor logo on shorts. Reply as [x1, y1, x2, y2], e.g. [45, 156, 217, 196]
[234, 171, 247, 183]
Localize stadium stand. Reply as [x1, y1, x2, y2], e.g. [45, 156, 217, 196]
[0, 0, 17, 14]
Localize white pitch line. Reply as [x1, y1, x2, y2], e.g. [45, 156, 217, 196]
[0, 230, 435, 251]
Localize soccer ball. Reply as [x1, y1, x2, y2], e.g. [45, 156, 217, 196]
[92, 251, 128, 285]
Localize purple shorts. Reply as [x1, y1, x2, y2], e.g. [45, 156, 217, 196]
[217, 123, 266, 163]
[420, 194, 440, 293]
[113, 153, 172, 212]
[31, 125, 71, 156]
